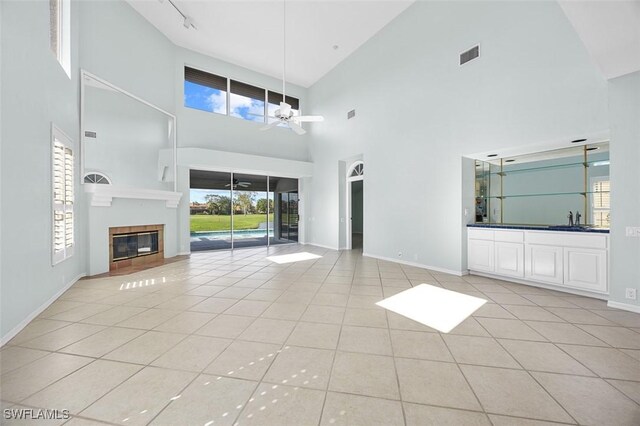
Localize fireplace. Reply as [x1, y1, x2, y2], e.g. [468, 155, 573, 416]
[109, 224, 164, 271]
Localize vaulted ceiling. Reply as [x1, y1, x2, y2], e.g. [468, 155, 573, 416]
[126, 0, 414, 88]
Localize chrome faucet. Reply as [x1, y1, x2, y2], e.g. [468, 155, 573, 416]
[575, 211, 581, 226]
[568, 211, 574, 227]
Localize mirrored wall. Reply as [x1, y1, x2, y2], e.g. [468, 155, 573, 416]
[82, 71, 176, 191]
[475, 142, 610, 227]
[190, 170, 299, 251]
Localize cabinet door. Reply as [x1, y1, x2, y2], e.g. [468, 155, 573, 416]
[564, 248, 608, 293]
[525, 244, 563, 285]
[468, 239, 494, 273]
[495, 242, 524, 278]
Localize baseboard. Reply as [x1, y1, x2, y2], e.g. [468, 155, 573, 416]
[1, 273, 86, 347]
[471, 270, 609, 300]
[302, 242, 340, 251]
[607, 300, 640, 313]
[362, 252, 466, 276]
[177, 251, 191, 256]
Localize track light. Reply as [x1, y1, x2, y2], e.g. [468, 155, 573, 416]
[164, 0, 197, 30]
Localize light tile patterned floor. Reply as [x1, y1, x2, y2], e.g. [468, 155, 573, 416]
[1, 244, 640, 425]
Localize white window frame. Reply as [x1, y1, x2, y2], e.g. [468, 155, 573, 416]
[50, 0, 71, 78]
[52, 124, 74, 265]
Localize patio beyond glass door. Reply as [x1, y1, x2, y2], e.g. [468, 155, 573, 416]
[190, 170, 296, 251]
[232, 173, 269, 249]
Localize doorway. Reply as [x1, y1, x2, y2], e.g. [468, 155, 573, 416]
[346, 161, 364, 250]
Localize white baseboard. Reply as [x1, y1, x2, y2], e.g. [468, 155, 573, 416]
[177, 251, 191, 256]
[607, 300, 640, 313]
[302, 242, 340, 251]
[363, 252, 466, 276]
[1, 273, 85, 347]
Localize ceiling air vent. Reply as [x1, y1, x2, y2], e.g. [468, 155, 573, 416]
[347, 109, 356, 119]
[460, 45, 480, 66]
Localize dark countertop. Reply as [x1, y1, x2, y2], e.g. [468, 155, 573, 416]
[467, 223, 610, 234]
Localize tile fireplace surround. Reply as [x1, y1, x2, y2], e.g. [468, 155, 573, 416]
[108, 224, 164, 272]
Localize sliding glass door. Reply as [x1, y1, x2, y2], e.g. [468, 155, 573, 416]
[269, 176, 299, 245]
[189, 170, 232, 251]
[190, 170, 296, 251]
[232, 173, 269, 249]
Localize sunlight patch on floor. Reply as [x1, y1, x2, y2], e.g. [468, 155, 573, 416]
[266, 252, 322, 264]
[376, 283, 487, 333]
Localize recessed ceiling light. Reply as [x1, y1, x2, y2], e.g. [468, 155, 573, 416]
[505, 159, 515, 163]
[571, 138, 587, 143]
[487, 154, 498, 158]
[586, 147, 599, 151]
[332, 45, 339, 50]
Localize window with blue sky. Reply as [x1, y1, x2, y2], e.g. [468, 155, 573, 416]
[184, 66, 299, 124]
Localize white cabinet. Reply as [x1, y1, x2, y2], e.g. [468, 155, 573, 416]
[468, 239, 494, 273]
[468, 227, 609, 297]
[564, 248, 607, 293]
[525, 244, 563, 285]
[495, 242, 524, 278]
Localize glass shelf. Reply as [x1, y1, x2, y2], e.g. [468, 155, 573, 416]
[487, 160, 608, 176]
[477, 191, 609, 200]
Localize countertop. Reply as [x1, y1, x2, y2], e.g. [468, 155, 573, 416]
[467, 223, 610, 234]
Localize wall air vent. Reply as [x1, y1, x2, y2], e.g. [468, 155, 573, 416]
[85, 131, 97, 138]
[347, 109, 356, 119]
[460, 45, 480, 65]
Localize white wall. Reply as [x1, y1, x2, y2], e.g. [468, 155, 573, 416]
[1, 0, 85, 339]
[609, 71, 640, 309]
[306, 0, 608, 274]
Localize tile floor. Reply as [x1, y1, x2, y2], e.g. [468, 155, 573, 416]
[1, 244, 640, 425]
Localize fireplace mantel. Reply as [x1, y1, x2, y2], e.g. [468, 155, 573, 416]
[85, 184, 182, 208]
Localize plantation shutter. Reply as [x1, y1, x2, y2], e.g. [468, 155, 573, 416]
[592, 179, 610, 228]
[52, 133, 74, 264]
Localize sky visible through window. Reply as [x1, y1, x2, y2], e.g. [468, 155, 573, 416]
[184, 81, 298, 124]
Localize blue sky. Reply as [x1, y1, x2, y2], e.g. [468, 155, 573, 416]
[184, 81, 264, 121]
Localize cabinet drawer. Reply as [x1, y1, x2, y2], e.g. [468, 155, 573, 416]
[494, 230, 524, 243]
[468, 229, 494, 241]
[527, 231, 607, 249]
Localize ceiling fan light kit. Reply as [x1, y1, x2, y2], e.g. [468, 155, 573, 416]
[260, 0, 324, 135]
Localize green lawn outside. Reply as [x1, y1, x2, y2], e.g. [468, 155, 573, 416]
[190, 214, 273, 233]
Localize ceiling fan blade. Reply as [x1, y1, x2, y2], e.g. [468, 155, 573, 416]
[288, 120, 306, 135]
[295, 115, 324, 122]
[260, 120, 281, 131]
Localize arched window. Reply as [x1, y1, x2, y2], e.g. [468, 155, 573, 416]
[83, 172, 111, 184]
[348, 162, 364, 178]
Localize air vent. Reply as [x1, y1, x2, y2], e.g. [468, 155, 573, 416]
[460, 45, 480, 65]
[347, 109, 356, 119]
[85, 131, 97, 138]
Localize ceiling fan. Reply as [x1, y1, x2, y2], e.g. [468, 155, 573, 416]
[260, 0, 323, 135]
[225, 178, 251, 189]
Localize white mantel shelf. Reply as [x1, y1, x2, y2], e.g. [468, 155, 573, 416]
[85, 184, 182, 208]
